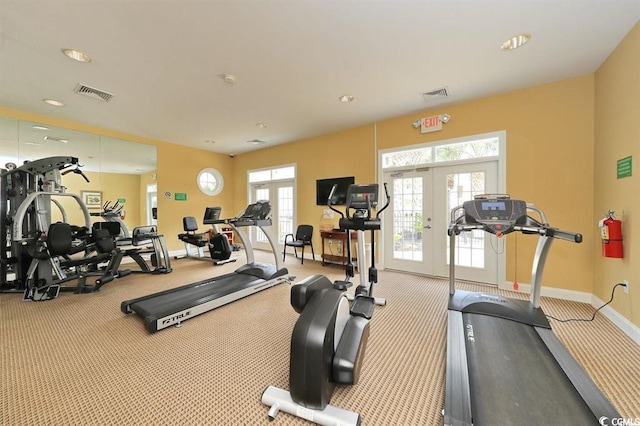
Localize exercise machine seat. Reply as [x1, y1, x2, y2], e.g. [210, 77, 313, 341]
[178, 216, 208, 247]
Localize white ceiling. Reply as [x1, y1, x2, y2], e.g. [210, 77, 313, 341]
[1, 0, 640, 156]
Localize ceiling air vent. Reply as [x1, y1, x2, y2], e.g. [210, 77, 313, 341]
[421, 87, 449, 102]
[74, 83, 114, 102]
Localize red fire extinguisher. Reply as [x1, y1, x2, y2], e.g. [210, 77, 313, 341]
[599, 212, 623, 258]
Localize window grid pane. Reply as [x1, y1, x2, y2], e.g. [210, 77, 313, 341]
[446, 171, 486, 269]
[278, 186, 294, 244]
[255, 188, 269, 243]
[382, 137, 499, 170]
[392, 177, 423, 261]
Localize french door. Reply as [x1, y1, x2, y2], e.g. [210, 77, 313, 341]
[250, 181, 294, 252]
[383, 161, 499, 284]
[383, 169, 434, 275]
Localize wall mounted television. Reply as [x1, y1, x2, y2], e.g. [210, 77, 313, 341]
[316, 176, 355, 206]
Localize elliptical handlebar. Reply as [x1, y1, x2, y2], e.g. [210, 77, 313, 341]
[327, 184, 345, 218]
[376, 183, 390, 219]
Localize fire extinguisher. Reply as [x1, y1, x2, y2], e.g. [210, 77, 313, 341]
[599, 211, 623, 258]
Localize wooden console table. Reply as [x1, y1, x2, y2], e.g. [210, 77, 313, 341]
[320, 230, 357, 266]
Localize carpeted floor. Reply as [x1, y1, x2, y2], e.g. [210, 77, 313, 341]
[1, 250, 639, 425]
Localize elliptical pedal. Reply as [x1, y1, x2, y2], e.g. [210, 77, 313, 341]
[350, 295, 375, 320]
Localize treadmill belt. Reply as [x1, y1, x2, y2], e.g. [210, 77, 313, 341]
[129, 273, 264, 319]
[464, 313, 597, 425]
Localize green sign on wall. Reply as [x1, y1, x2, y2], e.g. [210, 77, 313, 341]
[174, 193, 187, 201]
[117, 198, 126, 204]
[617, 156, 632, 179]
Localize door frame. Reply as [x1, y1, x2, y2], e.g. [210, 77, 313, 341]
[247, 163, 297, 253]
[377, 130, 507, 287]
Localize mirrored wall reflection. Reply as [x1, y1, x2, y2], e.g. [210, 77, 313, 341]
[0, 117, 158, 231]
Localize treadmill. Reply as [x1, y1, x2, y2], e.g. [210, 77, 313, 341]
[121, 201, 289, 333]
[444, 195, 620, 426]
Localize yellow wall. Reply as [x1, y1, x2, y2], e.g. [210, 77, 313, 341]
[594, 21, 640, 326]
[235, 76, 596, 293]
[232, 125, 375, 227]
[385, 77, 595, 292]
[156, 142, 234, 250]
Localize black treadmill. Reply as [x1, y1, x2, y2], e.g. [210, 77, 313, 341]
[444, 195, 620, 426]
[121, 201, 289, 333]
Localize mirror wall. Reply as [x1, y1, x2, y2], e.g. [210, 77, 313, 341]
[0, 116, 157, 232]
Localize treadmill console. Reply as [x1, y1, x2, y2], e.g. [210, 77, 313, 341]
[462, 197, 527, 235]
[241, 201, 271, 220]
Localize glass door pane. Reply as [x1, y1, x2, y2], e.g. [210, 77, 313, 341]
[393, 177, 423, 261]
[383, 170, 433, 275]
[277, 185, 293, 245]
[445, 171, 486, 268]
[432, 161, 499, 283]
[252, 186, 270, 248]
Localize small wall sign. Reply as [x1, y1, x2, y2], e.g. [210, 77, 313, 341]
[174, 192, 187, 201]
[617, 156, 632, 179]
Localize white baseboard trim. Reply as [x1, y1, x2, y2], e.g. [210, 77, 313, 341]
[169, 249, 186, 258]
[592, 295, 640, 346]
[499, 281, 592, 303]
[500, 281, 640, 345]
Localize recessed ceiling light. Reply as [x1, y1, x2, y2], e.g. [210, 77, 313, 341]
[43, 99, 65, 107]
[501, 33, 531, 50]
[339, 94, 354, 103]
[247, 139, 266, 145]
[61, 48, 92, 63]
[256, 123, 267, 129]
[204, 140, 216, 144]
[32, 125, 49, 131]
[24, 142, 41, 146]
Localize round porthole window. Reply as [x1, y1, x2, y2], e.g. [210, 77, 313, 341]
[197, 168, 224, 196]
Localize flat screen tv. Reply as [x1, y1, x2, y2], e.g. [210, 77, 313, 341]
[316, 176, 355, 206]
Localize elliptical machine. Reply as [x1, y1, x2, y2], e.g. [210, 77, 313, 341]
[262, 183, 389, 426]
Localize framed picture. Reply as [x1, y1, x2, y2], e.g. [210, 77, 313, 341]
[81, 191, 103, 209]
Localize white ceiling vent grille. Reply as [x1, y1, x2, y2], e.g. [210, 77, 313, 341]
[74, 83, 114, 102]
[421, 87, 449, 102]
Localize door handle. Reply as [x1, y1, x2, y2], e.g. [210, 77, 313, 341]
[424, 225, 432, 229]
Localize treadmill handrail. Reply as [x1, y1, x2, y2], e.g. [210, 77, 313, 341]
[448, 200, 582, 306]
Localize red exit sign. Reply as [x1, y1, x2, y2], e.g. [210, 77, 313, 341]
[421, 115, 443, 133]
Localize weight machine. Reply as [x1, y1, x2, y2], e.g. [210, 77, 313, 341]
[1, 157, 129, 300]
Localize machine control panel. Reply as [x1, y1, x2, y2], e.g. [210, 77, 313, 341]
[462, 198, 527, 235]
[346, 184, 379, 210]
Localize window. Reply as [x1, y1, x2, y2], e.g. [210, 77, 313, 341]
[197, 168, 224, 196]
[381, 136, 499, 170]
[249, 165, 295, 183]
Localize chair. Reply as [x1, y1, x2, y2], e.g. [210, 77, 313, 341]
[283, 225, 315, 264]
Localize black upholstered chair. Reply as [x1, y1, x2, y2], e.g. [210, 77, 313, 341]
[283, 225, 315, 264]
